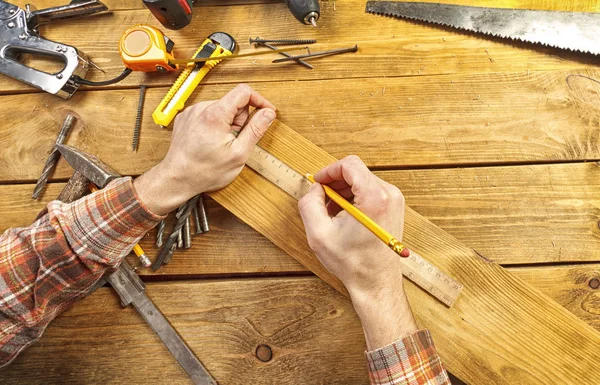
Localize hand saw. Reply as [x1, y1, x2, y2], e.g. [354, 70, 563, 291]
[245, 145, 463, 307]
[366, 1, 600, 55]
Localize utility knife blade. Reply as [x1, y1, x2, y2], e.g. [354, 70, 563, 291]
[365, 1, 600, 55]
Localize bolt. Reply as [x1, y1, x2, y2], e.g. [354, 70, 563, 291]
[9, 8, 15, 14]
[18, 34, 25, 40]
[7, 21, 14, 28]
[56, 74, 63, 79]
[589, 278, 600, 289]
[255, 345, 272, 362]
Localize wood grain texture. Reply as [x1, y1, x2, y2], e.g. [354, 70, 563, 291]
[3, 69, 600, 183]
[1, 270, 599, 384]
[3, 161, 600, 267]
[209, 120, 600, 384]
[2, 0, 600, 94]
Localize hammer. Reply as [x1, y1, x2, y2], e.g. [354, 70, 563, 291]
[55, 144, 151, 268]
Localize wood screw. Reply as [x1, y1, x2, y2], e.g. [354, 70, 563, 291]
[589, 278, 600, 289]
[255, 344, 273, 362]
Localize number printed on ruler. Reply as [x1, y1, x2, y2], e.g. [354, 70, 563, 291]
[245, 145, 464, 307]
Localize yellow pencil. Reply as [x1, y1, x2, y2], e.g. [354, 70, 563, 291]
[306, 174, 410, 258]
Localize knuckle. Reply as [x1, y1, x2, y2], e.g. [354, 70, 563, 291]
[235, 83, 252, 96]
[388, 186, 404, 203]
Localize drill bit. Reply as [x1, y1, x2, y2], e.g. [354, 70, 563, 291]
[192, 205, 203, 235]
[156, 219, 166, 247]
[152, 195, 200, 270]
[272, 45, 358, 63]
[248, 37, 317, 45]
[182, 217, 192, 249]
[255, 41, 313, 69]
[132, 85, 147, 152]
[197, 194, 209, 232]
[32, 115, 77, 200]
[177, 228, 184, 249]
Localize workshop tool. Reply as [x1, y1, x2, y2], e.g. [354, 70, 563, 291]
[119, 25, 178, 73]
[183, 217, 192, 249]
[272, 45, 358, 63]
[143, 0, 192, 30]
[285, 0, 320, 27]
[153, 32, 236, 127]
[197, 194, 209, 233]
[52, 146, 215, 384]
[192, 205, 203, 234]
[249, 37, 317, 45]
[152, 195, 200, 270]
[55, 144, 151, 269]
[245, 144, 463, 307]
[156, 219, 166, 247]
[306, 174, 409, 257]
[32, 115, 77, 199]
[250, 39, 313, 69]
[132, 85, 147, 152]
[365, 1, 600, 55]
[0, 0, 107, 98]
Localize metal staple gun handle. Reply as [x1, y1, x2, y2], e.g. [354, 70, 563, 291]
[0, 0, 107, 98]
[107, 261, 217, 385]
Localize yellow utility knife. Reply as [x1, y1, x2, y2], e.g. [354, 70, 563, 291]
[153, 32, 237, 127]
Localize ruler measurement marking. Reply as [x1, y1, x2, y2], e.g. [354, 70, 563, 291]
[246, 145, 463, 306]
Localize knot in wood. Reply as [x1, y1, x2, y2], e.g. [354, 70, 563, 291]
[255, 344, 273, 362]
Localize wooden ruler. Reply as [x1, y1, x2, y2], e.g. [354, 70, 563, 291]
[246, 145, 464, 307]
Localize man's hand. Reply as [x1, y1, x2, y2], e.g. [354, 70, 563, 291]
[298, 156, 418, 350]
[134, 84, 276, 215]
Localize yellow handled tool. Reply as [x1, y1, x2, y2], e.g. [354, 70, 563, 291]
[152, 32, 237, 127]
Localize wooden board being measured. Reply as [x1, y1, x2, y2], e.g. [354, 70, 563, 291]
[2, 271, 600, 384]
[209, 120, 600, 384]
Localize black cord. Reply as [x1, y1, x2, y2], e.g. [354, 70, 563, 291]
[74, 68, 133, 86]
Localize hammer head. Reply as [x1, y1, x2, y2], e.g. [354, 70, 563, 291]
[56, 144, 120, 188]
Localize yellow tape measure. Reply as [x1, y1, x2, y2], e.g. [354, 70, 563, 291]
[246, 145, 464, 307]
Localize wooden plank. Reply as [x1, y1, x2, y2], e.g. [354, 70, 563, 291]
[2, 269, 600, 384]
[4, 69, 600, 182]
[209, 119, 600, 384]
[2, 0, 600, 93]
[3, 161, 600, 267]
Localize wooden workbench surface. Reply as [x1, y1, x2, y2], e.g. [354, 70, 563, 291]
[1, 0, 599, 384]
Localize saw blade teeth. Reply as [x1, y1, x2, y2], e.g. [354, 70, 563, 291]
[367, 8, 598, 56]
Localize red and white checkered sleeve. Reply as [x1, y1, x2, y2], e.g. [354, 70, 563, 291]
[0, 177, 164, 367]
[365, 329, 451, 385]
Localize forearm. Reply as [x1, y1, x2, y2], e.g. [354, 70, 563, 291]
[0, 177, 163, 367]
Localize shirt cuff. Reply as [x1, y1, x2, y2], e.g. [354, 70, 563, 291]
[51, 176, 165, 270]
[365, 329, 450, 385]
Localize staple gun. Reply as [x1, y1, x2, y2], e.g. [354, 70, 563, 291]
[0, 0, 107, 98]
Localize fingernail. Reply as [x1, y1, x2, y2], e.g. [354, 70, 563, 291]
[263, 108, 276, 122]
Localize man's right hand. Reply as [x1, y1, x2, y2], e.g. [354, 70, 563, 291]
[298, 155, 418, 350]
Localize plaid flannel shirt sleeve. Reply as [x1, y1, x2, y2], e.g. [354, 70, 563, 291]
[0, 177, 164, 367]
[366, 329, 451, 385]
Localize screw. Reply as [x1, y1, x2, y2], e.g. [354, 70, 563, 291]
[56, 74, 63, 79]
[7, 21, 14, 28]
[590, 278, 600, 289]
[255, 345, 272, 362]
[132, 85, 147, 152]
[18, 34, 25, 40]
[249, 37, 317, 45]
[9, 8, 15, 14]
[272, 44, 358, 63]
[257, 41, 313, 69]
[56, 45, 62, 52]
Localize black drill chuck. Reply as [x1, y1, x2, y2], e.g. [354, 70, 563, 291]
[284, 0, 320, 27]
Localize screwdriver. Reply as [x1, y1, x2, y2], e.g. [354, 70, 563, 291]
[285, 0, 320, 27]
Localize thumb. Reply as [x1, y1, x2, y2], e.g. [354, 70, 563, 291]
[298, 182, 332, 236]
[237, 108, 276, 151]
